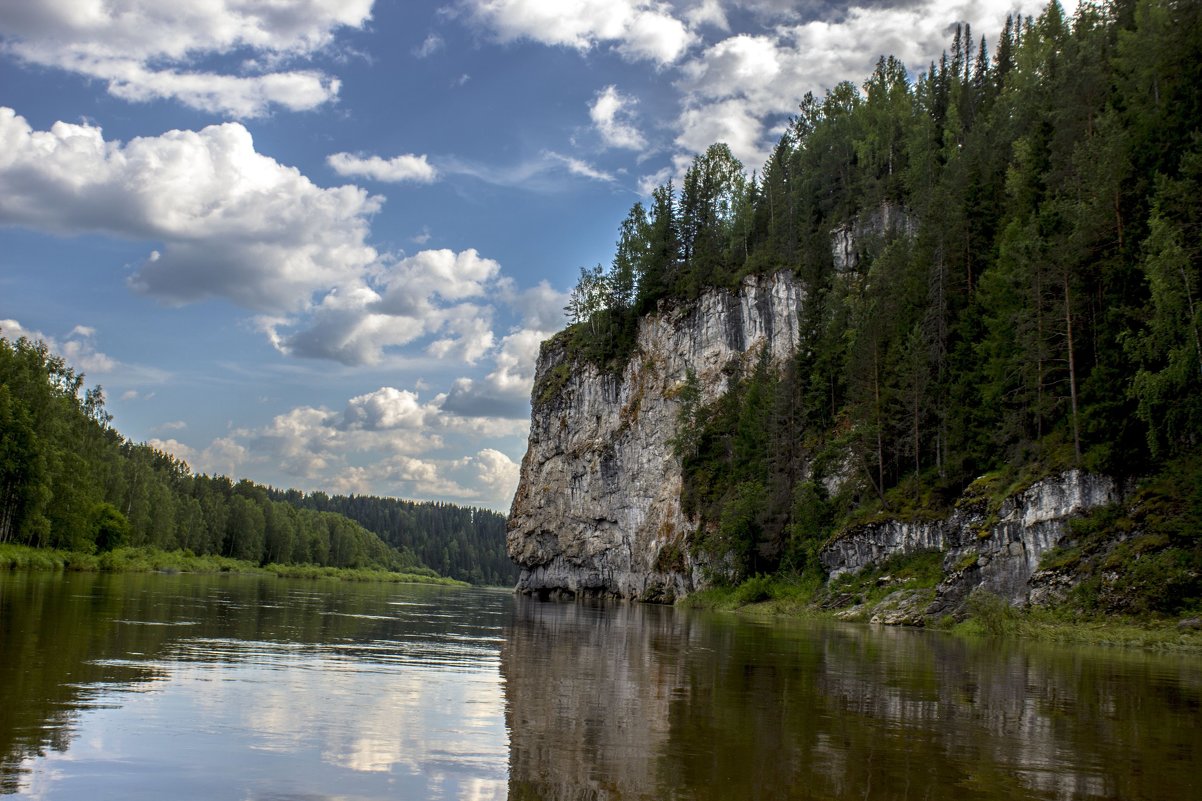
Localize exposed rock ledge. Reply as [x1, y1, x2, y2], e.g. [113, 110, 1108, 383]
[819, 470, 1119, 616]
[507, 271, 804, 601]
[506, 263, 1119, 613]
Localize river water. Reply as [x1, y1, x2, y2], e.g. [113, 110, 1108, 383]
[0, 573, 1198, 800]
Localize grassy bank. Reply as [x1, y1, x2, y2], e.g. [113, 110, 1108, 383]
[0, 543, 467, 586]
[679, 573, 826, 615]
[940, 593, 1202, 652]
[681, 572, 1202, 652]
[948, 614, 1202, 651]
[262, 563, 465, 585]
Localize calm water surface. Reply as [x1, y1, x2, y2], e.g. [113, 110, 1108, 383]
[1, 572, 1198, 800]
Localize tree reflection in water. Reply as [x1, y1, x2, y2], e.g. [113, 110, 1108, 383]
[2, 573, 1198, 801]
[502, 597, 1202, 801]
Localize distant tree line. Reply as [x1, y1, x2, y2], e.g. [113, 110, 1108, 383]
[270, 491, 516, 586]
[557, 0, 1202, 582]
[0, 334, 431, 574]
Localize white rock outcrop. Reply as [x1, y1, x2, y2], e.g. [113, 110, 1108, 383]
[507, 272, 804, 600]
[818, 470, 1119, 612]
[830, 202, 915, 272]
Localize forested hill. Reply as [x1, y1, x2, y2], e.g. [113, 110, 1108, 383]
[269, 491, 516, 586]
[554, 0, 1202, 580]
[0, 333, 434, 576]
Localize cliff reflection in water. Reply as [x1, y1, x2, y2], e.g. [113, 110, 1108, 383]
[501, 598, 1201, 801]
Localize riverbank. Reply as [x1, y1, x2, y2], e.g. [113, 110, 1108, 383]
[680, 574, 1202, 653]
[0, 543, 467, 586]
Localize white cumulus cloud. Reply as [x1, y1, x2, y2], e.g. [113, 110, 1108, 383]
[0, 0, 374, 116]
[503, 280, 570, 331]
[0, 318, 115, 375]
[159, 436, 249, 480]
[328, 152, 439, 183]
[342, 387, 437, 432]
[440, 280, 566, 419]
[190, 382, 528, 507]
[673, 98, 766, 169]
[442, 327, 548, 419]
[459, 448, 521, 504]
[590, 85, 647, 150]
[265, 248, 505, 366]
[466, 0, 695, 65]
[146, 438, 198, 467]
[0, 108, 381, 313]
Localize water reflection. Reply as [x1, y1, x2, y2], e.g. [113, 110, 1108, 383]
[0, 572, 509, 800]
[3, 573, 1200, 801]
[501, 598, 1202, 801]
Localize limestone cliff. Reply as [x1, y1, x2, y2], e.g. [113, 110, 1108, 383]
[818, 470, 1119, 619]
[507, 267, 1121, 612]
[507, 271, 804, 600]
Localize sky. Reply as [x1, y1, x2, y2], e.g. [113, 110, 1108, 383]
[0, 0, 1049, 512]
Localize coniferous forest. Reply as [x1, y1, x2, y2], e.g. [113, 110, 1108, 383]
[0, 334, 510, 583]
[555, 0, 1202, 592]
[270, 490, 515, 586]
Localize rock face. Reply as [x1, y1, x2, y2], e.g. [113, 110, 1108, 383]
[818, 470, 1119, 613]
[508, 259, 1118, 613]
[508, 271, 804, 600]
[830, 202, 915, 272]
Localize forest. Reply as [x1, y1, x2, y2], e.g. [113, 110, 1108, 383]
[556, 0, 1202, 584]
[0, 333, 509, 583]
[271, 490, 516, 586]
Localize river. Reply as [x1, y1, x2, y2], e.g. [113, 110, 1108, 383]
[1, 572, 1198, 800]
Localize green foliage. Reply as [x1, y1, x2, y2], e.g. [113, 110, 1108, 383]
[679, 143, 749, 289]
[962, 590, 1023, 636]
[0, 542, 465, 585]
[713, 480, 767, 581]
[667, 368, 701, 460]
[678, 571, 825, 612]
[261, 563, 461, 585]
[271, 489, 516, 586]
[730, 573, 774, 605]
[0, 332, 480, 580]
[826, 548, 946, 608]
[1038, 544, 1081, 572]
[681, 359, 797, 577]
[534, 359, 571, 407]
[953, 551, 979, 573]
[0, 543, 77, 571]
[91, 503, 129, 553]
[781, 481, 833, 574]
[1127, 139, 1202, 455]
[653, 541, 687, 574]
[1032, 451, 1202, 616]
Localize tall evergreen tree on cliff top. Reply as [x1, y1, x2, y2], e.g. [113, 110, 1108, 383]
[636, 181, 680, 315]
[679, 144, 747, 295]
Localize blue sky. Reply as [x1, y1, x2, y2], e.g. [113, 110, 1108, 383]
[0, 0, 1040, 511]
